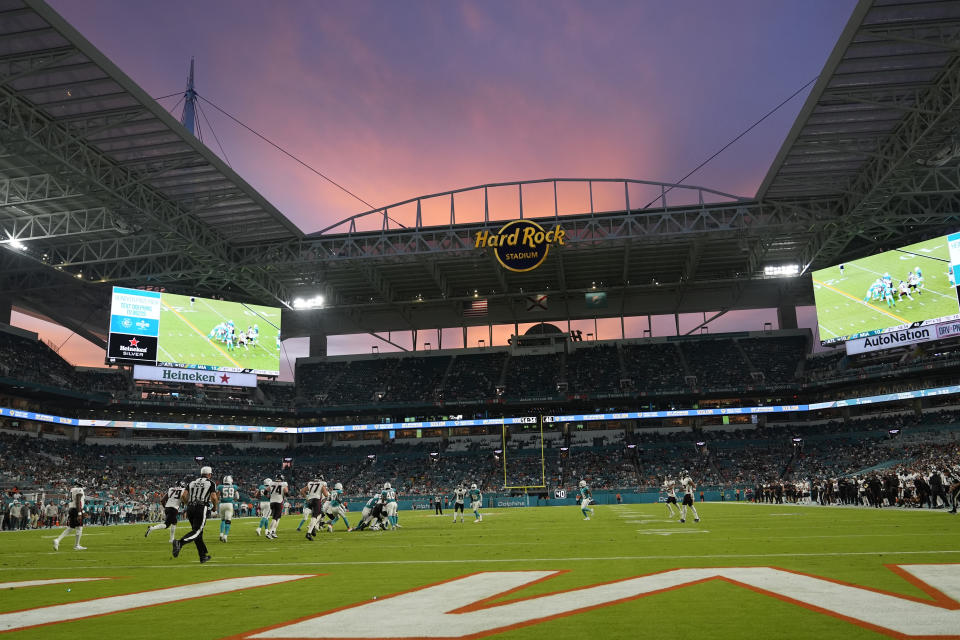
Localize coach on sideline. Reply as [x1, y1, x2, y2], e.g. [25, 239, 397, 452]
[172, 466, 218, 564]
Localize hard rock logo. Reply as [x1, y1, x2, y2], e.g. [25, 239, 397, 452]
[475, 219, 565, 272]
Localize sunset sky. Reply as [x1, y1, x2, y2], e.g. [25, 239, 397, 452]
[13, 1, 857, 378]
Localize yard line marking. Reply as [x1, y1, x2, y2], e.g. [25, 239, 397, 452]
[0, 575, 316, 633]
[5, 550, 960, 571]
[812, 278, 909, 324]
[0, 578, 107, 589]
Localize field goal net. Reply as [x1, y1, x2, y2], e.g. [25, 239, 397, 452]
[500, 419, 547, 491]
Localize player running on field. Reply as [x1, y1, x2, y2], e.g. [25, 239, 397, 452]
[679, 471, 700, 523]
[468, 483, 483, 523]
[53, 480, 86, 551]
[451, 484, 467, 523]
[578, 479, 594, 520]
[662, 477, 681, 518]
[145, 480, 184, 542]
[303, 477, 330, 540]
[217, 475, 238, 542]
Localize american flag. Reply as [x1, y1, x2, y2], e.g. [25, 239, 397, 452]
[463, 299, 488, 318]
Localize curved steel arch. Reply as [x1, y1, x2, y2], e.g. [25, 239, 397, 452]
[313, 178, 748, 236]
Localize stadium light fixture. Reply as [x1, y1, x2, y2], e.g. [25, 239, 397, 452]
[6, 239, 26, 251]
[764, 264, 800, 277]
[293, 295, 324, 310]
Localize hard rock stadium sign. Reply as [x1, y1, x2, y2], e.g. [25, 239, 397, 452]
[475, 219, 565, 272]
[5, 565, 959, 638]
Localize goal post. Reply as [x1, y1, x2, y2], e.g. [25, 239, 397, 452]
[501, 416, 547, 490]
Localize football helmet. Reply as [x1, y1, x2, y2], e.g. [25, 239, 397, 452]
[277, 474, 285, 482]
[223, 475, 233, 485]
[383, 482, 391, 490]
[263, 478, 273, 486]
[470, 483, 477, 490]
[334, 482, 343, 491]
[177, 480, 186, 488]
[579, 480, 587, 488]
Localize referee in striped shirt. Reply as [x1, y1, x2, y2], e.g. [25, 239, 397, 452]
[172, 466, 219, 563]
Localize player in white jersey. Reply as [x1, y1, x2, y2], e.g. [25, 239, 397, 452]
[145, 480, 185, 542]
[256, 478, 273, 536]
[679, 472, 700, 523]
[53, 481, 86, 551]
[217, 475, 238, 542]
[662, 477, 680, 518]
[302, 477, 330, 540]
[265, 475, 288, 539]
[451, 484, 467, 523]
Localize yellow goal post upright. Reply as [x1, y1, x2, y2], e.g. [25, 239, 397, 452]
[501, 415, 547, 491]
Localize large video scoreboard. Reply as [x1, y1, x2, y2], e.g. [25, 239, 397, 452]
[106, 287, 282, 376]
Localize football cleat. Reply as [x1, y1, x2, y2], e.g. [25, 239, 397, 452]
[199, 555, 211, 564]
[53, 539, 59, 551]
[695, 518, 700, 523]
[171, 540, 182, 558]
[74, 545, 86, 551]
[144, 527, 151, 538]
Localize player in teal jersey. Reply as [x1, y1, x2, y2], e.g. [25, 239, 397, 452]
[217, 475, 238, 542]
[468, 483, 483, 522]
[578, 480, 594, 520]
[323, 482, 351, 531]
[255, 478, 272, 536]
[352, 493, 383, 531]
[380, 482, 399, 529]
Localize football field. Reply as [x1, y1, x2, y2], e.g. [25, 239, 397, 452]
[812, 236, 959, 343]
[156, 293, 281, 374]
[1, 504, 957, 639]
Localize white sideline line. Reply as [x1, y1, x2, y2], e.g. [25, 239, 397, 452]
[2, 549, 958, 571]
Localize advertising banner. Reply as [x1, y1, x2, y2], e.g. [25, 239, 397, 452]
[132, 365, 258, 387]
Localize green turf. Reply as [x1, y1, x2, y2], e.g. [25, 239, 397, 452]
[811, 235, 959, 343]
[1, 503, 956, 639]
[156, 293, 281, 374]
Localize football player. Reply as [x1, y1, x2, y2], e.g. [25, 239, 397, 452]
[302, 476, 329, 540]
[265, 474, 288, 539]
[255, 478, 273, 536]
[381, 482, 399, 529]
[468, 483, 483, 523]
[145, 480, 184, 542]
[578, 479, 594, 520]
[662, 476, 680, 518]
[679, 471, 700, 523]
[323, 482, 351, 531]
[451, 484, 467, 523]
[53, 480, 86, 551]
[217, 475, 238, 542]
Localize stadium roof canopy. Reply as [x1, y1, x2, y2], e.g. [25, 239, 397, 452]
[2, 0, 960, 346]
